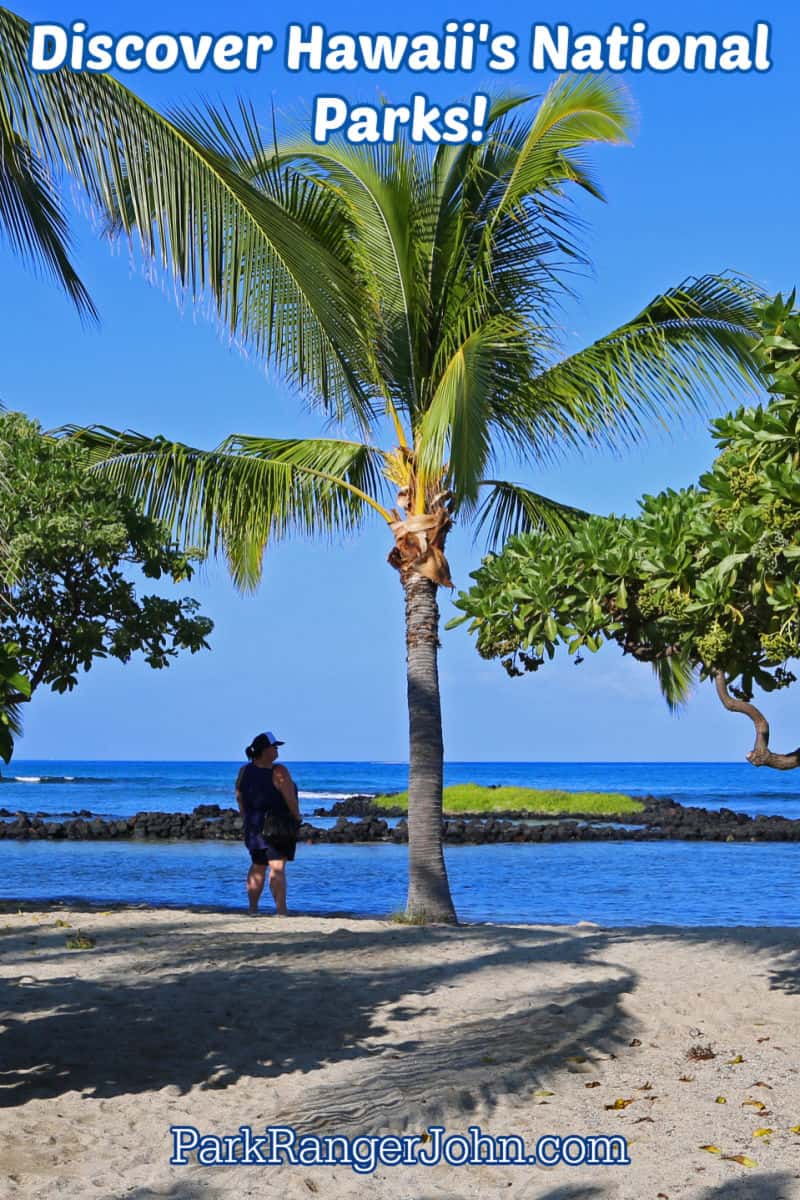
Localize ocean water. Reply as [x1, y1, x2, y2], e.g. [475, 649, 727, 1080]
[0, 761, 798, 925]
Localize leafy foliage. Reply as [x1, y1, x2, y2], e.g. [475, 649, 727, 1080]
[453, 293, 800, 760]
[0, 642, 29, 763]
[0, 413, 213, 712]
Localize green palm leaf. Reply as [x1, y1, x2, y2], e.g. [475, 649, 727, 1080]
[260, 137, 418, 409]
[60, 426, 391, 588]
[651, 654, 696, 712]
[485, 74, 633, 224]
[418, 317, 530, 504]
[1, 9, 376, 423]
[524, 274, 765, 453]
[473, 480, 590, 547]
[0, 120, 96, 320]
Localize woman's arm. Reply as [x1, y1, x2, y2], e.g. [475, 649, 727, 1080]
[273, 765, 300, 821]
[235, 765, 246, 817]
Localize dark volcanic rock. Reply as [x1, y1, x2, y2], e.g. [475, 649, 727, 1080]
[314, 795, 390, 817]
[0, 795, 798, 844]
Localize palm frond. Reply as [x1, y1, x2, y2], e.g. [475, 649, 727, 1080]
[484, 74, 633, 229]
[0, 114, 95, 319]
[250, 136, 418, 414]
[524, 274, 765, 454]
[418, 317, 533, 504]
[651, 654, 695, 712]
[430, 94, 534, 208]
[472, 480, 590, 548]
[59, 425, 391, 589]
[423, 78, 633, 408]
[1, 11, 377, 424]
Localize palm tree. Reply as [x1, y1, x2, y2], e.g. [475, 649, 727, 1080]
[59, 86, 762, 922]
[3, 9, 762, 918]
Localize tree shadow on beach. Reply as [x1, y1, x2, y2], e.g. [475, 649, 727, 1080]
[417, 1188, 608, 1200]
[508, 1187, 607, 1200]
[506, 1178, 798, 1200]
[106, 1187, 222, 1200]
[697, 1171, 798, 1199]
[0, 915, 638, 1133]
[617, 925, 800, 996]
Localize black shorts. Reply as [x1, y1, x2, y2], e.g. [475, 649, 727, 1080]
[249, 840, 296, 866]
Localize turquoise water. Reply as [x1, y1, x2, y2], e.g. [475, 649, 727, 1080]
[0, 761, 798, 925]
[4, 759, 800, 819]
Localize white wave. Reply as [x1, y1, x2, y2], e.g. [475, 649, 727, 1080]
[298, 790, 371, 800]
[13, 776, 42, 783]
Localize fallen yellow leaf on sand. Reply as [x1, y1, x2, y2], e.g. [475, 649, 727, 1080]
[722, 1155, 757, 1168]
[742, 1100, 767, 1111]
[753, 1129, 773, 1138]
[790, 1125, 800, 1134]
[605, 1098, 635, 1110]
[700, 1145, 721, 1155]
[533, 1090, 554, 1098]
[715, 1096, 727, 1104]
[726, 1055, 745, 1065]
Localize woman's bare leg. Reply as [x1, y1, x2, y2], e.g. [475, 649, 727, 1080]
[268, 860, 287, 915]
[247, 863, 267, 912]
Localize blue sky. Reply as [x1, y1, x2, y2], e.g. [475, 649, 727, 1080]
[4, 0, 800, 761]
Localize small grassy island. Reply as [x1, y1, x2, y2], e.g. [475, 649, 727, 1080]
[373, 784, 643, 816]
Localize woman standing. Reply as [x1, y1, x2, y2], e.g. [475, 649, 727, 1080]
[236, 731, 300, 915]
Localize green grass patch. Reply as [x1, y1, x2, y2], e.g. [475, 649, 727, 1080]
[374, 784, 642, 816]
[388, 909, 430, 925]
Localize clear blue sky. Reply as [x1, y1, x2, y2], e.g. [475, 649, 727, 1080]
[4, 0, 799, 761]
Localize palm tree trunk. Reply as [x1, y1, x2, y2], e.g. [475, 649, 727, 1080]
[402, 569, 457, 923]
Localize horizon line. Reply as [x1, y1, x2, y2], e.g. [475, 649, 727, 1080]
[3, 757, 755, 766]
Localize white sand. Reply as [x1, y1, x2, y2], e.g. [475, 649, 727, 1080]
[0, 903, 798, 1199]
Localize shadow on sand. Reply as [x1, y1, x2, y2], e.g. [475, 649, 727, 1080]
[0, 913, 637, 1136]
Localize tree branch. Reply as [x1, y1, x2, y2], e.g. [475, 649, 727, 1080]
[713, 669, 800, 769]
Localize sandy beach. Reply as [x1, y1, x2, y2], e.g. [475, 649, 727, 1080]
[0, 903, 798, 1200]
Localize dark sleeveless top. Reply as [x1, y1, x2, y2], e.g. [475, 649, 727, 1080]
[239, 763, 294, 852]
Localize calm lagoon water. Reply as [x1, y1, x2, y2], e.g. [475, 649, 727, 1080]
[1, 761, 798, 926]
[1, 839, 797, 927]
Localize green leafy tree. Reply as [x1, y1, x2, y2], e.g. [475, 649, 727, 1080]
[44, 70, 765, 919]
[0, 407, 28, 761]
[0, 412, 212, 736]
[454, 294, 800, 770]
[0, 642, 29, 763]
